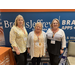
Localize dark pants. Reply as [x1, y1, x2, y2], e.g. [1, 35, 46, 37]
[13, 50, 27, 65]
[48, 53, 61, 65]
[32, 57, 41, 65]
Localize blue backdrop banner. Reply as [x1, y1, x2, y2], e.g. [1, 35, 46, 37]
[0, 12, 75, 47]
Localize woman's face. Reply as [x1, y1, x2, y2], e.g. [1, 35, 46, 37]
[17, 17, 24, 26]
[52, 20, 59, 29]
[35, 23, 42, 33]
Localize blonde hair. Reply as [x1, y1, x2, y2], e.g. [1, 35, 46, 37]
[50, 18, 60, 28]
[34, 22, 43, 30]
[14, 15, 25, 26]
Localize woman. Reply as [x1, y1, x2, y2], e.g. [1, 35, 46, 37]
[46, 18, 66, 65]
[9, 15, 28, 65]
[27, 22, 47, 65]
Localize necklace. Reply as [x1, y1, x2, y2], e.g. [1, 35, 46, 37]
[52, 28, 59, 38]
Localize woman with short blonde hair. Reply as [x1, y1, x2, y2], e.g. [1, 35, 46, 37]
[27, 22, 47, 65]
[34, 22, 43, 29]
[50, 18, 60, 28]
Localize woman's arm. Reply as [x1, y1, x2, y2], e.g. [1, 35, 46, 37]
[27, 32, 31, 54]
[9, 27, 20, 55]
[60, 30, 66, 54]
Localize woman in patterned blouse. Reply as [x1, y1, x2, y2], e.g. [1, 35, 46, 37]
[27, 22, 47, 65]
[9, 15, 28, 65]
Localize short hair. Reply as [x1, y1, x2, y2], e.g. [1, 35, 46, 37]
[50, 18, 60, 28]
[34, 22, 43, 30]
[14, 15, 25, 26]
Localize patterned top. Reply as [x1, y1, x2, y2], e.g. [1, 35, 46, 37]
[9, 25, 28, 53]
[33, 32, 44, 57]
[27, 31, 47, 59]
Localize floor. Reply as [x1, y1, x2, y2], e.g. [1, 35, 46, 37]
[27, 49, 67, 65]
[27, 52, 50, 65]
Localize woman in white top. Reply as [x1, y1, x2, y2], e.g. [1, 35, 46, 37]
[27, 22, 47, 65]
[46, 18, 66, 65]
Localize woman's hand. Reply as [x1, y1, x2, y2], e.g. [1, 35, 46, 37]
[27, 48, 30, 54]
[16, 49, 20, 55]
[60, 49, 64, 54]
[13, 46, 20, 55]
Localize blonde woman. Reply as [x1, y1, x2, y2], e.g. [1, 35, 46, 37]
[27, 22, 47, 65]
[9, 15, 28, 65]
[46, 18, 66, 65]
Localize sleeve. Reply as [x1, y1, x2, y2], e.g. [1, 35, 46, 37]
[46, 30, 48, 49]
[9, 27, 17, 47]
[46, 28, 50, 39]
[62, 30, 66, 48]
[44, 33, 47, 49]
[27, 32, 31, 48]
[24, 28, 28, 47]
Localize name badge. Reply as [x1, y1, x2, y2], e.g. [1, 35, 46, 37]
[51, 40, 55, 44]
[35, 42, 39, 46]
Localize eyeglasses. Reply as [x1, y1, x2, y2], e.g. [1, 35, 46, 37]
[36, 26, 41, 28]
[53, 23, 58, 24]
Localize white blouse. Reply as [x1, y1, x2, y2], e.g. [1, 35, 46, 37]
[46, 28, 66, 48]
[27, 31, 47, 59]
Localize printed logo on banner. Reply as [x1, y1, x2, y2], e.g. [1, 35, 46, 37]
[62, 19, 75, 43]
[25, 19, 51, 31]
[3, 19, 51, 32]
[0, 26, 5, 45]
[3, 16, 60, 31]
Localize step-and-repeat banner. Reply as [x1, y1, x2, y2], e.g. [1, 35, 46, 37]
[0, 12, 75, 47]
[1, 11, 74, 64]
